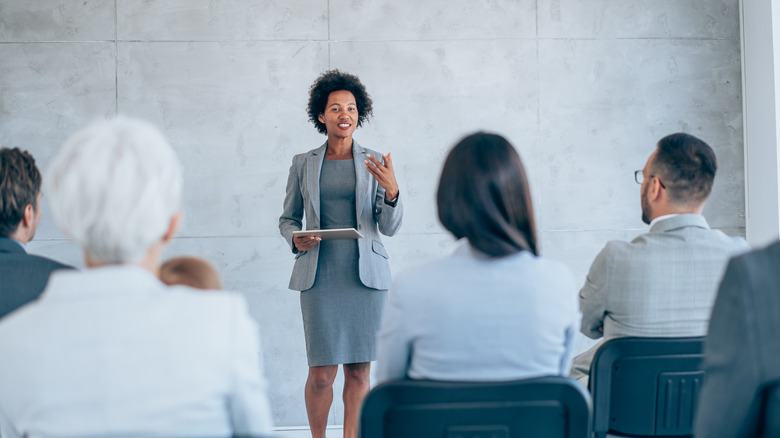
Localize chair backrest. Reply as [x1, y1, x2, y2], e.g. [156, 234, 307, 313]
[359, 376, 591, 438]
[589, 336, 705, 438]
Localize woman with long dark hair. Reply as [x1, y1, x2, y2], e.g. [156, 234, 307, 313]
[375, 132, 578, 383]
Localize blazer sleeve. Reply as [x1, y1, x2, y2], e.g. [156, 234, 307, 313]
[579, 245, 609, 339]
[374, 277, 413, 384]
[694, 256, 762, 438]
[372, 183, 403, 237]
[228, 297, 275, 436]
[279, 155, 305, 254]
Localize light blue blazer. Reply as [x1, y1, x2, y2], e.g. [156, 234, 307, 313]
[279, 140, 403, 291]
[375, 242, 580, 384]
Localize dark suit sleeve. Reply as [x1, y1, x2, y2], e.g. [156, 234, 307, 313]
[694, 256, 763, 438]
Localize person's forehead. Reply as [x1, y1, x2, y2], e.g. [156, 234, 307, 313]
[327, 90, 356, 104]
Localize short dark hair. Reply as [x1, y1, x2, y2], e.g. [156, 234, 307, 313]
[307, 70, 373, 135]
[0, 148, 42, 237]
[652, 133, 717, 205]
[437, 132, 537, 257]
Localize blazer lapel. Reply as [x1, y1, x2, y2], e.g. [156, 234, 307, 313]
[353, 140, 369, 219]
[306, 142, 328, 222]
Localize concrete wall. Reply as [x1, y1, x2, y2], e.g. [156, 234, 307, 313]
[0, 0, 743, 428]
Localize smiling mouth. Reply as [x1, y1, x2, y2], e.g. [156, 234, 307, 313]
[338, 124, 351, 128]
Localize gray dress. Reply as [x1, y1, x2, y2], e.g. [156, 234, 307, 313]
[299, 158, 387, 366]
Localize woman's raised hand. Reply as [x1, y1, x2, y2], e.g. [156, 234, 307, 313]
[365, 152, 399, 201]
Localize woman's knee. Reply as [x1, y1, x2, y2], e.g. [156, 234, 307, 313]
[343, 362, 370, 383]
[308, 365, 338, 389]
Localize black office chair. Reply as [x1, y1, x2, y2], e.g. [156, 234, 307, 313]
[359, 376, 592, 438]
[589, 337, 706, 438]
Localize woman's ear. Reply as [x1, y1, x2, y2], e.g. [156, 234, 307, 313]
[318, 113, 325, 124]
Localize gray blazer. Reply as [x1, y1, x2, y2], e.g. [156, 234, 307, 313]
[695, 241, 780, 438]
[0, 237, 72, 320]
[570, 214, 749, 383]
[279, 141, 403, 291]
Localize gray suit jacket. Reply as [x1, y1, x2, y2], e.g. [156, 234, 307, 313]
[0, 237, 72, 320]
[279, 141, 403, 291]
[695, 241, 780, 438]
[571, 214, 749, 383]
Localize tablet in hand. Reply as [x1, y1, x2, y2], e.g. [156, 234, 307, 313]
[292, 228, 364, 240]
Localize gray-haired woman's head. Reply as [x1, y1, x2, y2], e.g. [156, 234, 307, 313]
[47, 116, 183, 264]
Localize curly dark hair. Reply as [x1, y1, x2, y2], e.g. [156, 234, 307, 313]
[307, 70, 373, 135]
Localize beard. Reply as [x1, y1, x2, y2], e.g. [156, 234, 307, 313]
[640, 184, 651, 225]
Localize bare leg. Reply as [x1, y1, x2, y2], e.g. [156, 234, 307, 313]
[305, 365, 339, 438]
[342, 362, 371, 438]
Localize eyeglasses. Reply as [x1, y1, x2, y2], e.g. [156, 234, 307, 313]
[634, 170, 666, 189]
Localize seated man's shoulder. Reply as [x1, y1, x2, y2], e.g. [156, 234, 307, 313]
[0, 250, 72, 270]
[25, 253, 73, 271]
[596, 238, 639, 259]
[625, 225, 747, 252]
[699, 226, 750, 248]
[591, 231, 699, 267]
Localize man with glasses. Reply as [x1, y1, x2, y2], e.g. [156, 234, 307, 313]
[570, 133, 749, 385]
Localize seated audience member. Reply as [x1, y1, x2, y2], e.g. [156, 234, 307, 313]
[694, 241, 780, 438]
[571, 133, 750, 385]
[375, 132, 580, 383]
[0, 147, 72, 320]
[0, 117, 274, 437]
[159, 256, 223, 290]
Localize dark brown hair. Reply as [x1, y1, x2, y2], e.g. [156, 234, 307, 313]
[437, 132, 537, 257]
[0, 148, 41, 237]
[652, 133, 717, 205]
[307, 70, 373, 135]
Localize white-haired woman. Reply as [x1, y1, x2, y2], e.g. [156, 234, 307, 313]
[0, 117, 274, 438]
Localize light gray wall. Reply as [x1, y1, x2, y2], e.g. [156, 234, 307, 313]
[0, 0, 743, 428]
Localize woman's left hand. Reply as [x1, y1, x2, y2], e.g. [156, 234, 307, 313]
[365, 153, 399, 201]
